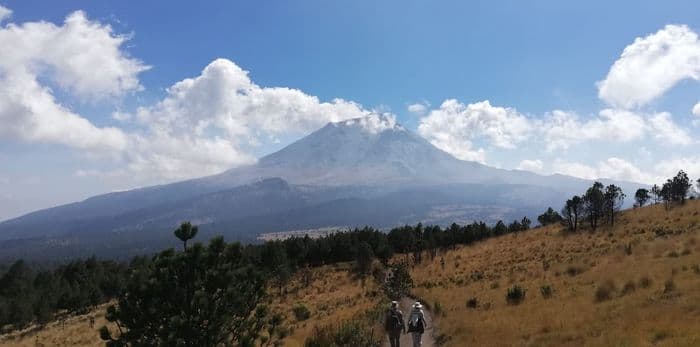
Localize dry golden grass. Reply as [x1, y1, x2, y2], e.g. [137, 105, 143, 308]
[411, 201, 700, 347]
[266, 263, 383, 346]
[0, 305, 113, 347]
[3, 200, 699, 346]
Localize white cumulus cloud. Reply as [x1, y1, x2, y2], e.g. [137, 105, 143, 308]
[0, 8, 147, 152]
[540, 109, 647, 151]
[540, 108, 690, 151]
[417, 100, 531, 163]
[648, 112, 693, 145]
[654, 157, 700, 183]
[693, 101, 700, 117]
[597, 157, 653, 183]
[135, 58, 370, 143]
[416, 95, 694, 165]
[597, 24, 700, 109]
[0, 71, 128, 151]
[407, 102, 429, 116]
[0, 5, 11, 22]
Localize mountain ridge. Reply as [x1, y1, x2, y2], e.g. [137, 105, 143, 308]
[0, 116, 647, 261]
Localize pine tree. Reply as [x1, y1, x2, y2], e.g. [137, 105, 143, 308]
[634, 188, 650, 207]
[383, 262, 414, 301]
[173, 221, 199, 251]
[603, 184, 625, 226]
[100, 235, 269, 346]
[584, 182, 605, 230]
[651, 184, 662, 204]
[355, 242, 374, 275]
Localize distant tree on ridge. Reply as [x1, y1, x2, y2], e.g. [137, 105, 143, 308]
[634, 188, 650, 207]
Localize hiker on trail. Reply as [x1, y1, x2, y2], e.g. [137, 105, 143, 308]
[407, 301, 427, 347]
[385, 300, 405, 347]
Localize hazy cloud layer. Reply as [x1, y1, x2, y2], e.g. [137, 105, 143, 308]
[552, 158, 653, 184]
[517, 159, 544, 173]
[552, 156, 700, 186]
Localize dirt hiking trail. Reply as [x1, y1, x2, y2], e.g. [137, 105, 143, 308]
[383, 297, 436, 347]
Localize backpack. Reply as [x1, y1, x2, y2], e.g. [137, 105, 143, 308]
[408, 313, 424, 333]
[387, 310, 402, 331]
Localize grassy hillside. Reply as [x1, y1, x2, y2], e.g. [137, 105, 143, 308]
[411, 200, 700, 346]
[0, 305, 111, 346]
[2, 200, 699, 346]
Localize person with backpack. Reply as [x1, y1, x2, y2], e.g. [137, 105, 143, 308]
[407, 301, 427, 347]
[385, 300, 405, 347]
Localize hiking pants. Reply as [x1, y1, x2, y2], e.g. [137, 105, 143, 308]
[412, 332, 422, 347]
[388, 331, 401, 347]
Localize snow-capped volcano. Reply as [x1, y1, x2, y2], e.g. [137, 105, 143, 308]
[223, 114, 493, 186]
[0, 116, 644, 261]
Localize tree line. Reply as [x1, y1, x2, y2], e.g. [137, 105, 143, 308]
[649, 170, 696, 207]
[0, 257, 128, 331]
[536, 170, 698, 232]
[0, 215, 531, 338]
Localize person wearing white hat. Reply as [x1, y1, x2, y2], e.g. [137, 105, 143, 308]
[385, 300, 405, 347]
[407, 301, 427, 347]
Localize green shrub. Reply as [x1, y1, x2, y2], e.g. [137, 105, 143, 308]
[566, 265, 584, 276]
[435, 333, 452, 346]
[639, 276, 652, 288]
[540, 284, 553, 299]
[624, 243, 633, 255]
[595, 280, 616, 302]
[506, 285, 526, 305]
[663, 279, 676, 294]
[621, 281, 636, 295]
[466, 297, 478, 309]
[470, 271, 484, 281]
[433, 300, 444, 316]
[652, 330, 670, 343]
[293, 303, 311, 321]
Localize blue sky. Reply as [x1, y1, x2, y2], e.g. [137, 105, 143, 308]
[1, 0, 700, 220]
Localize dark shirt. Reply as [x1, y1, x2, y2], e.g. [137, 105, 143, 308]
[385, 308, 405, 334]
